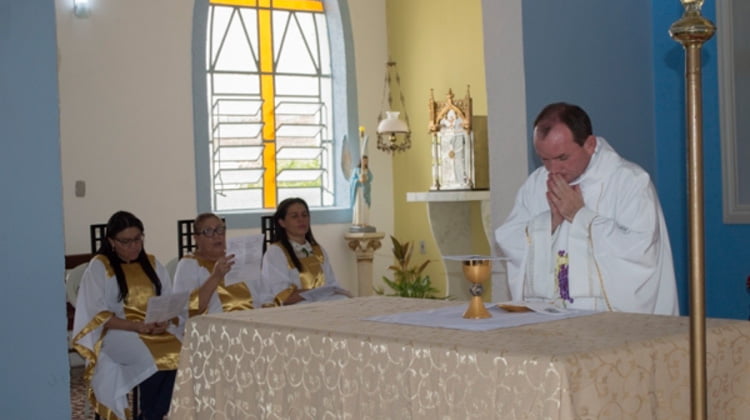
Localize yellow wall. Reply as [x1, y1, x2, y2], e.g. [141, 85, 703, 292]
[386, 0, 488, 296]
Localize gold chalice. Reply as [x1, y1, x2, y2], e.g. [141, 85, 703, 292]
[462, 259, 491, 319]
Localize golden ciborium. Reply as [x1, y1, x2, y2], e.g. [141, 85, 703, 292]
[462, 258, 492, 319]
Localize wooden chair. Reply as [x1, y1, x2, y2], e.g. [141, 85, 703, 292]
[89, 223, 107, 254]
[177, 219, 196, 258]
[179, 216, 274, 256]
[261, 215, 276, 253]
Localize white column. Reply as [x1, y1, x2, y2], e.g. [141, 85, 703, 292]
[344, 231, 385, 296]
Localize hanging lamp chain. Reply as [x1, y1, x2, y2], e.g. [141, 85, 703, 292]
[376, 61, 412, 153]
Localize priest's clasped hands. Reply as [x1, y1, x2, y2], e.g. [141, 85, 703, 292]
[546, 173, 584, 232]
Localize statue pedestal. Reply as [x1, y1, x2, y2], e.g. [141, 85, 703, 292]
[344, 231, 385, 296]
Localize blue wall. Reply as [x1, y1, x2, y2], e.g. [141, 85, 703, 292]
[652, 3, 689, 317]
[653, 1, 750, 320]
[522, 0, 656, 176]
[0, 0, 71, 417]
[523, 0, 750, 319]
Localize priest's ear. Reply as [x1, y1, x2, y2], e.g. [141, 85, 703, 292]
[583, 135, 597, 155]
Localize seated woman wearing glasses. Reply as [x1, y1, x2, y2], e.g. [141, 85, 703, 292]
[260, 197, 351, 306]
[173, 213, 255, 315]
[72, 210, 182, 420]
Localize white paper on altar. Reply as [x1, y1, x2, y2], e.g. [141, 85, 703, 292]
[497, 300, 577, 316]
[365, 303, 594, 331]
[224, 234, 264, 286]
[144, 291, 190, 323]
[443, 255, 510, 261]
[300, 285, 352, 302]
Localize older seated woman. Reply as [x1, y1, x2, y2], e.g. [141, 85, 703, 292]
[72, 210, 182, 420]
[260, 197, 350, 306]
[173, 213, 257, 316]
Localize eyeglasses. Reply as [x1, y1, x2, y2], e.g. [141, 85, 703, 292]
[113, 234, 145, 246]
[198, 226, 226, 237]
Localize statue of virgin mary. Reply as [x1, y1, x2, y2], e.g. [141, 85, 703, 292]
[342, 127, 375, 232]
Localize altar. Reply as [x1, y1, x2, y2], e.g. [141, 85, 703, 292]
[170, 297, 750, 419]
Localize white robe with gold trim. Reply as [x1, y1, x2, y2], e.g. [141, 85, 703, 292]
[173, 256, 259, 315]
[72, 256, 182, 419]
[259, 243, 340, 306]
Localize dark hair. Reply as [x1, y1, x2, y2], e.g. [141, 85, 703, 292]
[273, 198, 318, 272]
[97, 210, 162, 301]
[533, 102, 593, 146]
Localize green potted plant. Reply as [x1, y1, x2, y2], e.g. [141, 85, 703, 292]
[375, 235, 442, 299]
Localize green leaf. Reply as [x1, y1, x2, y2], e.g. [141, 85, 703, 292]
[416, 259, 430, 275]
[380, 238, 445, 300]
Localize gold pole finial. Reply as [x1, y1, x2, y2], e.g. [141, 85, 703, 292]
[670, 1, 715, 45]
[680, 0, 703, 7]
[669, 1, 714, 420]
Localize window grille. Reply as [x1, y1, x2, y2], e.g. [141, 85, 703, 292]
[207, 0, 333, 211]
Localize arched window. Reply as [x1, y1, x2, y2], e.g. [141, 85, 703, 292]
[193, 0, 356, 226]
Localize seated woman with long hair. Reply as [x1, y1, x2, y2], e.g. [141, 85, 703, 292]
[173, 213, 255, 316]
[72, 211, 182, 420]
[260, 197, 350, 306]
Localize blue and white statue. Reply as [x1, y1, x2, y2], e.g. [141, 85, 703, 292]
[342, 127, 375, 232]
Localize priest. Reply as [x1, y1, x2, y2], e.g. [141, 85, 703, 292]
[495, 102, 678, 315]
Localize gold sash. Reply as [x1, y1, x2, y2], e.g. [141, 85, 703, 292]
[217, 281, 254, 311]
[187, 256, 254, 315]
[102, 255, 181, 371]
[71, 310, 113, 384]
[73, 309, 129, 420]
[273, 244, 327, 305]
[296, 245, 326, 289]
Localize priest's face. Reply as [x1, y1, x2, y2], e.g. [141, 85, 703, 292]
[533, 123, 596, 183]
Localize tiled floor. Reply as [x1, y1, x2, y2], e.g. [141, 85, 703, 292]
[71, 365, 138, 420]
[70, 366, 92, 420]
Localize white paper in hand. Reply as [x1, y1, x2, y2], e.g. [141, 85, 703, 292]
[224, 234, 264, 286]
[144, 291, 190, 323]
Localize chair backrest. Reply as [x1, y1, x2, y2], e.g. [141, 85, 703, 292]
[261, 215, 276, 253]
[90, 224, 107, 254]
[165, 257, 179, 280]
[177, 219, 195, 258]
[177, 217, 227, 258]
[65, 254, 92, 330]
[66, 263, 88, 307]
[65, 253, 92, 270]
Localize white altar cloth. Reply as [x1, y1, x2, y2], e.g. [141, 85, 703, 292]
[365, 302, 594, 331]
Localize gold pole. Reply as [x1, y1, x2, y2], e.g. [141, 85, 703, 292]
[669, 1, 714, 419]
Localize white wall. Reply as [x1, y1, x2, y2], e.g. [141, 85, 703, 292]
[56, 0, 196, 258]
[348, 0, 393, 292]
[482, 0, 528, 302]
[55, 0, 391, 295]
